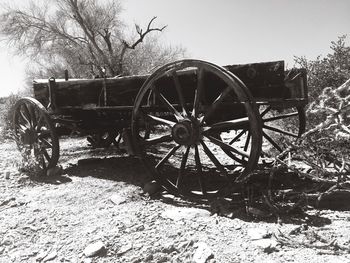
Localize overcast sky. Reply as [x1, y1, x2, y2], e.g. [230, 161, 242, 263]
[0, 0, 349, 97]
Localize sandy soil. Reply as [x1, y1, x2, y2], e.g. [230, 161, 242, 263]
[1, 137, 350, 263]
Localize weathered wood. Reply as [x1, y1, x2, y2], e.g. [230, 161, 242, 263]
[33, 60, 306, 109]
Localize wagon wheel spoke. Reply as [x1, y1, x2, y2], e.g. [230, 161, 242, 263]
[28, 103, 38, 128]
[155, 145, 181, 169]
[243, 131, 251, 152]
[222, 147, 248, 166]
[143, 134, 173, 146]
[19, 104, 32, 127]
[192, 67, 205, 118]
[35, 113, 45, 132]
[263, 111, 299, 123]
[171, 71, 188, 117]
[213, 135, 248, 166]
[205, 135, 250, 159]
[146, 114, 176, 127]
[15, 123, 29, 135]
[132, 60, 262, 199]
[203, 117, 249, 134]
[38, 129, 51, 140]
[176, 146, 190, 188]
[260, 105, 272, 117]
[39, 137, 53, 148]
[229, 129, 247, 145]
[262, 131, 283, 153]
[263, 124, 299, 138]
[42, 148, 52, 162]
[259, 106, 305, 162]
[39, 154, 47, 169]
[194, 145, 207, 196]
[200, 140, 228, 176]
[154, 89, 183, 121]
[13, 98, 60, 171]
[202, 86, 231, 123]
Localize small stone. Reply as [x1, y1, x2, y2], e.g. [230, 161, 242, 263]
[35, 250, 49, 261]
[5, 171, 10, 179]
[83, 241, 105, 257]
[232, 218, 243, 230]
[135, 224, 145, 231]
[193, 242, 213, 263]
[247, 228, 271, 240]
[161, 207, 211, 221]
[144, 254, 153, 261]
[161, 242, 177, 254]
[143, 181, 161, 195]
[43, 250, 57, 262]
[110, 194, 127, 205]
[117, 243, 132, 256]
[177, 240, 193, 250]
[252, 239, 278, 253]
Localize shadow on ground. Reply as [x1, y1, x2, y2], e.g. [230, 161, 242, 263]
[30, 150, 334, 228]
[63, 156, 152, 188]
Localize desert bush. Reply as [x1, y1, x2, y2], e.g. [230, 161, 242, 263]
[294, 35, 350, 129]
[0, 93, 21, 141]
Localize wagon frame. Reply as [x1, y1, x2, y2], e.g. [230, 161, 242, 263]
[13, 59, 308, 200]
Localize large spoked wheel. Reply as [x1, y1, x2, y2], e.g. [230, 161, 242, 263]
[259, 105, 306, 160]
[132, 59, 262, 200]
[13, 97, 59, 171]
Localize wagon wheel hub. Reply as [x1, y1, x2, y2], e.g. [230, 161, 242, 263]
[171, 120, 200, 146]
[22, 128, 36, 145]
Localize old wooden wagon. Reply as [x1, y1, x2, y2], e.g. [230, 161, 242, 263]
[13, 59, 307, 199]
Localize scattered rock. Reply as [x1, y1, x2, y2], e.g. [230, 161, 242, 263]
[247, 228, 271, 240]
[161, 242, 177, 254]
[83, 241, 105, 257]
[161, 207, 211, 221]
[143, 181, 161, 195]
[110, 194, 127, 205]
[193, 242, 214, 263]
[177, 240, 193, 250]
[117, 243, 133, 256]
[134, 224, 145, 231]
[43, 250, 57, 262]
[35, 250, 50, 262]
[252, 239, 278, 253]
[0, 197, 15, 207]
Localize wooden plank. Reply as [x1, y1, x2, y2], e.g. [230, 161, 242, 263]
[33, 60, 295, 108]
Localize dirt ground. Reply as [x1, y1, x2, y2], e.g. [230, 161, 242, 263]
[1, 137, 350, 263]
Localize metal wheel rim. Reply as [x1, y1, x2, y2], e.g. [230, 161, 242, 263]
[13, 97, 59, 171]
[131, 59, 262, 199]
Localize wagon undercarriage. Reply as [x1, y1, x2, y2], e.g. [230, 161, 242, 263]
[13, 59, 308, 200]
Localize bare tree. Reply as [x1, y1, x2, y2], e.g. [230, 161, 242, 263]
[0, 0, 185, 78]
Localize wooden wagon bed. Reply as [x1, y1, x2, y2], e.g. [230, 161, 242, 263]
[13, 59, 308, 200]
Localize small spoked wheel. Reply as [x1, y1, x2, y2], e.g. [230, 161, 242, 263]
[87, 130, 121, 148]
[13, 97, 59, 171]
[259, 105, 306, 161]
[132, 59, 262, 200]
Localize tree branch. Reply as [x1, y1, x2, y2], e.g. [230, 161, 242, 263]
[118, 16, 167, 74]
